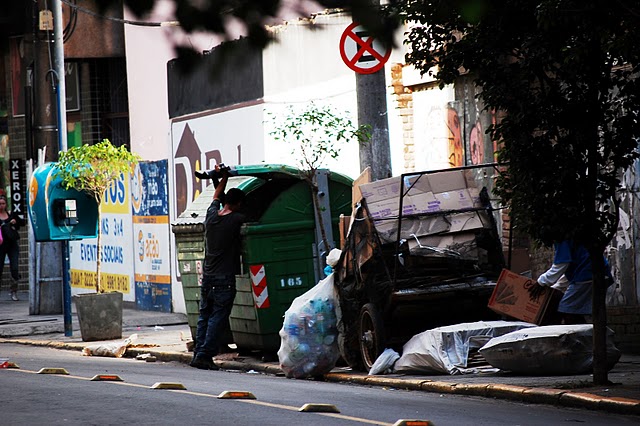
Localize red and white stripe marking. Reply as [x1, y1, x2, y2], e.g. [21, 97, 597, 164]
[249, 265, 270, 308]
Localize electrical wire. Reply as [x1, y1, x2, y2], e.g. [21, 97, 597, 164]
[63, 0, 78, 42]
[59, 0, 179, 27]
[43, 0, 56, 90]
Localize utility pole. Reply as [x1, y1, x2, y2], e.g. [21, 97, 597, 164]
[27, 1, 66, 330]
[356, 69, 392, 181]
[355, 0, 392, 181]
[52, 0, 72, 336]
[33, 0, 58, 159]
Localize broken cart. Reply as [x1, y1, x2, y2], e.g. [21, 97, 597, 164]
[335, 164, 506, 371]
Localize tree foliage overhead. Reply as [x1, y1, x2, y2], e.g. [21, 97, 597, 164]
[97, 0, 397, 52]
[393, 0, 640, 251]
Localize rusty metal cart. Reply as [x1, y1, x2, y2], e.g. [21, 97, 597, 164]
[335, 164, 506, 370]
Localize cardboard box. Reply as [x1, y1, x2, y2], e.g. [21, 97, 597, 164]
[410, 191, 440, 213]
[339, 214, 351, 250]
[359, 176, 402, 204]
[467, 187, 482, 207]
[402, 174, 432, 196]
[427, 169, 467, 193]
[407, 232, 477, 254]
[366, 195, 425, 220]
[432, 189, 476, 211]
[448, 212, 485, 232]
[373, 215, 452, 243]
[488, 269, 562, 325]
[352, 167, 371, 207]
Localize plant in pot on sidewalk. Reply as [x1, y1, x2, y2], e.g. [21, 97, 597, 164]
[55, 139, 140, 341]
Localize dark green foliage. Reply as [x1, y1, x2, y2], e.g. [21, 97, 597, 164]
[395, 0, 640, 252]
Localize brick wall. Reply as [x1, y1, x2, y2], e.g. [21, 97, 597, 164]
[607, 306, 640, 354]
[389, 63, 415, 172]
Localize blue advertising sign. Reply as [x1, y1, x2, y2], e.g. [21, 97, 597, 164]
[132, 160, 172, 312]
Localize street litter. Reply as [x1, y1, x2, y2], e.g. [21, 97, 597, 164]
[82, 334, 138, 358]
[368, 348, 400, 375]
[136, 353, 157, 362]
[479, 324, 622, 375]
[394, 320, 536, 375]
[278, 272, 342, 379]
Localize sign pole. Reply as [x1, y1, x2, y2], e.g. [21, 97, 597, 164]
[339, 19, 393, 181]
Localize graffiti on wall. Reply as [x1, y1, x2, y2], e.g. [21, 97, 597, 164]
[469, 120, 485, 165]
[171, 105, 265, 219]
[173, 123, 225, 217]
[414, 85, 493, 170]
[446, 107, 463, 167]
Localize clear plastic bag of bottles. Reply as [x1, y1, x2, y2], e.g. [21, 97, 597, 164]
[277, 273, 341, 379]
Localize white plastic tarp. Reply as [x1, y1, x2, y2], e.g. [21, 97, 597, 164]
[479, 324, 621, 375]
[394, 320, 537, 375]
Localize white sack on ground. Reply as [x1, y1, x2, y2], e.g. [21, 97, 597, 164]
[479, 324, 621, 375]
[277, 274, 341, 379]
[394, 321, 536, 375]
[82, 334, 138, 358]
[369, 348, 400, 375]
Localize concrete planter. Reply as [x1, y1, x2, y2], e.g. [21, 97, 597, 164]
[74, 292, 123, 341]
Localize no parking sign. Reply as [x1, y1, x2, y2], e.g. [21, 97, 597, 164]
[339, 22, 391, 74]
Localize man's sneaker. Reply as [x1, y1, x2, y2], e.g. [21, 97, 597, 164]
[10, 292, 18, 301]
[189, 356, 219, 370]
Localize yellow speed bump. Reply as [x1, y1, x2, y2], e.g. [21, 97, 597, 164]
[4, 362, 20, 369]
[298, 403, 340, 413]
[393, 420, 434, 426]
[151, 382, 187, 390]
[217, 390, 256, 399]
[91, 374, 123, 382]
[37, 368, 69, 375]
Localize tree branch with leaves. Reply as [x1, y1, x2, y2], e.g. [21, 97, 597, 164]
[268, 102, 370, 252]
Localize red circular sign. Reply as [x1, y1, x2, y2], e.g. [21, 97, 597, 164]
[339, 22, 391, 74]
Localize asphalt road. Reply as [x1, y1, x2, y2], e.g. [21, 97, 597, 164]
[2, 344, 638, 426]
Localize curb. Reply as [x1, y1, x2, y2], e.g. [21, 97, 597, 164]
[3, 337, 639, 416]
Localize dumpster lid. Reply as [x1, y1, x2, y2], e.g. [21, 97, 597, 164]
[172, 164, 353, 228]
[233, 164, 353, 187]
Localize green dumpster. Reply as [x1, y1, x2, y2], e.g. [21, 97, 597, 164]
[172, 165, 353, 352]
[171, 222, 204, 341]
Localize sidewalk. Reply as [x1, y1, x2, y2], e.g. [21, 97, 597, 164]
[1, 291, 639, 416]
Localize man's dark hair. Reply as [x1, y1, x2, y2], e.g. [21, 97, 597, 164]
[225, 188, 245, 206]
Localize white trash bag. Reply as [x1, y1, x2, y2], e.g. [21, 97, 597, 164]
[277, 273, 341, 379]
[479, 324, 621, 375]
[368, 348, 400, 375]
[82, 334, 138, 358]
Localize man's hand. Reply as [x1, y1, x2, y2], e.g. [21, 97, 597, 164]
[527, 281, 547, 302]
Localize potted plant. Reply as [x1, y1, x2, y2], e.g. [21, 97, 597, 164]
[55, 139, 140, 341]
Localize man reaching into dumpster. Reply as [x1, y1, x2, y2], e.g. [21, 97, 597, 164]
[528, 240, 612, 325]
[190, 165, 246, 370]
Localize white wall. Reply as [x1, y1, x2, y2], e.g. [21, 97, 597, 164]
[124, 1, 220, 160]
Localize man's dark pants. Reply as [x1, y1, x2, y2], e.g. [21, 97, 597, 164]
[194, 274, 236, 361]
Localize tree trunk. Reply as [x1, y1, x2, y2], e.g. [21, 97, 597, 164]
[310, 176, 331, 254]
[95, 200, 103, 293]
[591, 251, 609, 385]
